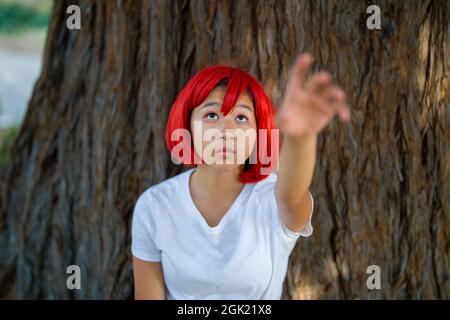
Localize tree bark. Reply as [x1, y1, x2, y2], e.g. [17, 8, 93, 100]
[0, 0, 448, 299]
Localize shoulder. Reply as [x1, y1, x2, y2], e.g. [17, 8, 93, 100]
[132, 169, 192, 227]
[137, 169, 191, 202]
[133, 169, 192, 221]
[252, 172, 278, 195]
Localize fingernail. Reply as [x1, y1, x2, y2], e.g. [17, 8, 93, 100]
[335, 89, 344, 99]
[321, 72, 331, 81]
[344, 109, 351, 122]
[301, 52, 314, 63]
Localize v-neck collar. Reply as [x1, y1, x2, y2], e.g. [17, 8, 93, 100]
[183, 168, 251, 235]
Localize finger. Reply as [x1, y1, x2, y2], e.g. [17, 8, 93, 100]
[286, 53, 314, 93]
[337, 101, 351, 122]
[308, 94, 335, 117]
[303, 86, 346, 122]
[305, 71, 333, 95]
[325, 88, 350, 122]
[282, 96, 331, 134]
[296, 53, 314, 87]
[293, 93, 334, 117]
[320, 86, 344, 105]
[279, 93, 329, 129]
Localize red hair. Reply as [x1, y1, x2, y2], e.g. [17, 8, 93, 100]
[165, 64, 279, 183]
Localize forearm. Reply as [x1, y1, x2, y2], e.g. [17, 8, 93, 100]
[276, 134, 317, 205]
[274, 52, 349, 219]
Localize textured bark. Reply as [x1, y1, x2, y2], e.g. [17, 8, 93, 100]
[0, 0, 448, 299]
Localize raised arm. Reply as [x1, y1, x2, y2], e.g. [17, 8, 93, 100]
[275, 53, 351, 233]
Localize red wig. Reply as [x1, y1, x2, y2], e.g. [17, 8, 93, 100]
[165, 64, 279, 184]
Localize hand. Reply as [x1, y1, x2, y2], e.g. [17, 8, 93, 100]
[277, 52, 351, 138]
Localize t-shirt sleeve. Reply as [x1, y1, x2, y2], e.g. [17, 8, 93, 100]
[269, 189, 314, 241]
[260, 173, 314, 243]
[131, 191, 162, 262]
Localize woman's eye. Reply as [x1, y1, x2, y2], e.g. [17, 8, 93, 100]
[236, 114, 248, 122]
[205, 112, 219, 120]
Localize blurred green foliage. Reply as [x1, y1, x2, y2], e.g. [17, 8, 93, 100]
[0, 0, 52, 33]
[0, 125, 19, 169]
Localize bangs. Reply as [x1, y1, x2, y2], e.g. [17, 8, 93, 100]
[188, 66, 255, 117]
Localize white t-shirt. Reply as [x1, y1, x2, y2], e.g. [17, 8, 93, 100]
[131, 168, 314, 300]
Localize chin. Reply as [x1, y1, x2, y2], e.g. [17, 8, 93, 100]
[206, 162, 244, 172]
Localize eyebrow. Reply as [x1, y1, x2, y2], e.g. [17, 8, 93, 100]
[200, 100, 254, 112]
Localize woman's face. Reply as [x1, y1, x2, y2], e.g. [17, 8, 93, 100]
[190, 86, 257, 170]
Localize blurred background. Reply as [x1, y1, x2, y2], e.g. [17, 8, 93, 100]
[0, 0, 51, 169]
[0, 0, 448, 300]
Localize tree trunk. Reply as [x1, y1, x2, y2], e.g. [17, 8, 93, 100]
[0, 0, 448, 299]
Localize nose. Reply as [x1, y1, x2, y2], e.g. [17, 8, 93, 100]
[217, 114, 237, 138]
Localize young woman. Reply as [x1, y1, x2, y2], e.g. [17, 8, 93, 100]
[131, 53, 350, 300]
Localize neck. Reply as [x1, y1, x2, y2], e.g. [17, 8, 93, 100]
[190, 164, 245, 198]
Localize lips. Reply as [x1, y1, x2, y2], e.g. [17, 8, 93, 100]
[216, 147, 235, 154]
